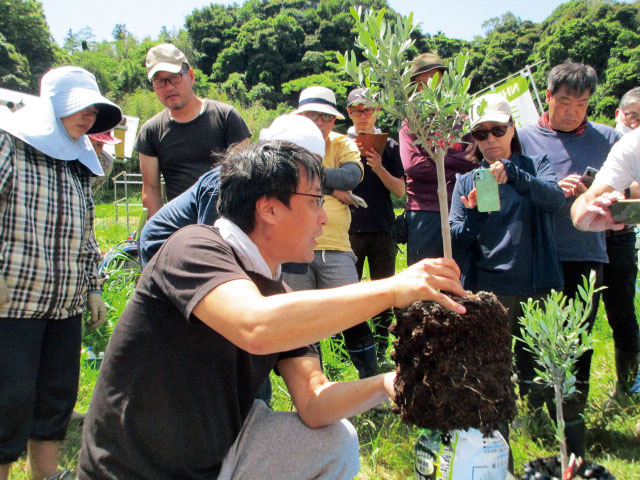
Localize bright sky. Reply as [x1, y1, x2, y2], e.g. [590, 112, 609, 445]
[40, 0, 633, 45]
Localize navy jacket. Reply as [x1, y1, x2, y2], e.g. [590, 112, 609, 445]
[449, 153, 565, 295]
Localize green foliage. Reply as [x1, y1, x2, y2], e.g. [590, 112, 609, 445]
[340, 8, 474, 160]
[186, 0, 399, 105]
[340, 7, 474, 257]
[0, 32, 31, 91]
[0, 0, 57, 91]
[221, 72, 249, 105]
[519, 270, 601, 469]
[119, 88, 164, 126]
[63, 26, 97, 54]
[529, 0, 640, 119]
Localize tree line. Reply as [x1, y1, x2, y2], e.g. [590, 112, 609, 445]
[2, 0, 640, 126]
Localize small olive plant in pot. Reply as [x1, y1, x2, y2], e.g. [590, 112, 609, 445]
[518, 271, 614, 479]
[339, 5, 516, 441]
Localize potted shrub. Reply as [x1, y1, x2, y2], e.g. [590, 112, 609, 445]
[518, 271, 615, 479]
[339, 6, 515, 437]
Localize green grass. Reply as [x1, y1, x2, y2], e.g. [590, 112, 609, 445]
[7, 204, 640, 479]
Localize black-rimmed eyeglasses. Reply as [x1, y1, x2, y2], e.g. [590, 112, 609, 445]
[349, 107, 376, 117]
[471, 121, 513, 141]
[302, 111, 336, 122]
[289, 192, 325, 208]
[151, 71, 187, 90]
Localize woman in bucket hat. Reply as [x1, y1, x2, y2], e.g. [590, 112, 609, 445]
[0, 66, 122, 480]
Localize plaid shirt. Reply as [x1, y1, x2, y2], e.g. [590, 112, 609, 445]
[0, 131, 104, 320]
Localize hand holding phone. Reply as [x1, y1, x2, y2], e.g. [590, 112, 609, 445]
[609, 199, 640, 224]
[580, 167, 599, 188]
[474, 168, 500, 212]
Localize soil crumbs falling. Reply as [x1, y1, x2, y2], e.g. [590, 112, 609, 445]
[391, 291, 517, 435]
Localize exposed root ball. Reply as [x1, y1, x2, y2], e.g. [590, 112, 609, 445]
[390, 291, 516, 435]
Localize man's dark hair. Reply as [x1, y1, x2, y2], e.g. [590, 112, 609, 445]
[547, 61, 598, 98]
[217, 141, 324, 233]
[619, 86, 640, 109]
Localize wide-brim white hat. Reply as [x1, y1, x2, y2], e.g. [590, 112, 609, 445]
[292, 86, 345, 120]
[469, 93, 512, 129]
[260, 114, 325, 158]
[0, 66, 122, 175]
[43, 66, 122, 134]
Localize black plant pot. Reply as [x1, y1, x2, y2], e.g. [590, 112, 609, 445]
[521, 456, 615, 479]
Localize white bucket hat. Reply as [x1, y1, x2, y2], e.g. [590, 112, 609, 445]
[259, 115, 325, 158]
[0, 66, 123, 175]
[293, 86, 345, 120]
[469, 93, 512, 129]
[44, 66, 122, 134]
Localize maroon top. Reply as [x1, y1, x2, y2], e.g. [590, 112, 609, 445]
[399, 123, 476, 212]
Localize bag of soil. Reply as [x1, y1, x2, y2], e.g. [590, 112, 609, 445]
[415, 428, 508, 480]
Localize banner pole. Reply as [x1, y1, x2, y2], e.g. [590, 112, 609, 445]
[524, 64, 545, 115]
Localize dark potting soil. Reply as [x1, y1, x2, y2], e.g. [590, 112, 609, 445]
[391, 291, 517, 435]
[522, 456, 616, 479]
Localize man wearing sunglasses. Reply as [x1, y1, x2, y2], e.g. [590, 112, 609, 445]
[135, 44, 251, 217]
[518, 61, 620, 460]
[285, 86, 382, 379]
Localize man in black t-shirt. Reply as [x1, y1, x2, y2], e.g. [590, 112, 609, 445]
[79, 142, 467, 480]
[345, 88, 406, 366]
[135, 44, 251, 216]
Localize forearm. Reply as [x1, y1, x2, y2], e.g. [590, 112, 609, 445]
[570, 188, 598, 226]
[141, 185, 163, 217]
[194, 258, 466, 355]
[506, 160, 564, 212]
[300, 373, 392, 428]
[323, 162, 362, 193]
[201, 278, 396, 355]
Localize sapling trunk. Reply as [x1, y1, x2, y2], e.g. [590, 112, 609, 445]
[412, 130, 453, 259]
[554, 377, 568, 474]
[433, 149, 452, 259]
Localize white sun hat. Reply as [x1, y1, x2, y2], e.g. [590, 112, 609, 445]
[259, 114, 325, 158]
[293, 86, 345, 120]
[0, 66, 122, 175]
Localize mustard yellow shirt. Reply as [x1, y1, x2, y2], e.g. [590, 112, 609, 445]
[317, 132, 363, 251]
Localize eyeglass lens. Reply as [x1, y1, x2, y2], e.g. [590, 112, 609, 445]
[152, 73, 184, 89]
[306, 112, 335, 122]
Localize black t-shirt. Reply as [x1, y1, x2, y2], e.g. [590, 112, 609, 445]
[135, 99, 251, 201]
[79, 225, 316, 480]
[350, 137, 404, 233]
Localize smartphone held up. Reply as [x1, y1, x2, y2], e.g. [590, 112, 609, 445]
[474, 168, 500, 213]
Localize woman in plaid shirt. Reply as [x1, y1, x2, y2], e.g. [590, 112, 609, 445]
[0, 66, 121, 480]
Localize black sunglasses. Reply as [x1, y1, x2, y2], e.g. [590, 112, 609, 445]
[471, 121, 513, 141]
